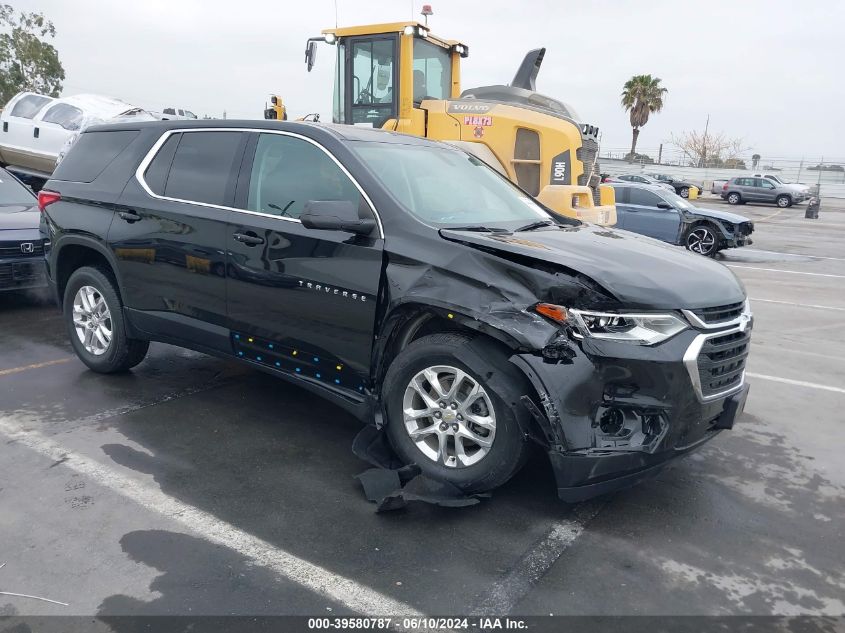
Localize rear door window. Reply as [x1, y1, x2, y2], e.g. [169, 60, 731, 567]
[161, 131, 245, 206]
[52, 130, 140, 183]
[245, 133, 361, 219]
[41, 103, 84, 130]
[10, 95, 51, 119]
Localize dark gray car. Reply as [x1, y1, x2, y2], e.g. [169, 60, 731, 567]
[611, 182, 754, 256]
[721, 176, 796, 208]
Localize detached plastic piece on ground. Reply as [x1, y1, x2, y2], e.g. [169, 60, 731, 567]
[352, 426, 490, 512]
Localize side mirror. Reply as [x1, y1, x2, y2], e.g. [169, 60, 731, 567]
[301, 200, 376, 236]
[656, 202, 673, 210]
[305, 40, 318, 72]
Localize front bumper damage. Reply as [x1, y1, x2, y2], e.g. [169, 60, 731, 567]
[511, 315, 751, 502]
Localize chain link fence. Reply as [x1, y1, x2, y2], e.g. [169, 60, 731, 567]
[599, 147, 845, 198]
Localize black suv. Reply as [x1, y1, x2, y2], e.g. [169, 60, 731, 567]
[41, 120, 753, 502]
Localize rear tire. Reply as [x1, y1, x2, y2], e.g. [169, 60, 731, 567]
[63, 266, 149, 373]
[383, 332, 529, 494]
[776, 195, 792, 208]
[727, 192, 741, 205]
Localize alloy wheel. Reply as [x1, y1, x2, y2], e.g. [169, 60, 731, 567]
[402, 365, 496, 468]
[687, 228, 716, 255]
[72, 285, 113, 356]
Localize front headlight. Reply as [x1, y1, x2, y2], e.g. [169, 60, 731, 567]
[568, 309, 688, 345]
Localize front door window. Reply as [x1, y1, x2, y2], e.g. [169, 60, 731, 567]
[350, 38, 396, 128]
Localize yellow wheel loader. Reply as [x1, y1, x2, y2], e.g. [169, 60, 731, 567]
[297, 21, 615, 225]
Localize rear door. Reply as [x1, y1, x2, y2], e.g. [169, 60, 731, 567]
[33, 103, 83, 172]
[621, 187, 681, 242]
[226, 131, 384, 388]
[110, 129, 247, 352]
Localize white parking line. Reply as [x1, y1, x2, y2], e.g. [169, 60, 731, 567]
[469, 501, 604, 615]
[750, 298, 845, 312]
[743, 249, 845, 262]
[747, 373, 845, 395]
[728, 266, 845, 279]
[0, 416, 420, 616]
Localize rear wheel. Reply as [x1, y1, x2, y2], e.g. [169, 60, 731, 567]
[685, 224, 719, 257]
[727, 192, 741, 205]
[776, 195, 792, 208]
[63, 266, 149, 373]
[383, 332, 529, 493]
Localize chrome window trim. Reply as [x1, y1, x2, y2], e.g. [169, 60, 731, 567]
[683, 319, 750, 403]
[681, 299, 752, 330]
[134, 127, 385, 239]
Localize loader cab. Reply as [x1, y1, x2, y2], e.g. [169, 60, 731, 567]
[308, 22, 466, 133]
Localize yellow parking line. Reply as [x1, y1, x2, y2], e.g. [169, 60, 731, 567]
[0, 358, 72, 378]
[756, 208, 783, 222]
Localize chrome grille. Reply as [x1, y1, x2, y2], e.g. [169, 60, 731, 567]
[691, 302, 745, 324]
[696, 329, 750, 397]
[0, 240, 44, 259]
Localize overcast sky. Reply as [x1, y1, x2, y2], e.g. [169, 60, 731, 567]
[13, 0, 845, 160]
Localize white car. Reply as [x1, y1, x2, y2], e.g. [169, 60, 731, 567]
[0, 92, 154, 179]
[161, 107, 198, 120]
[752, 173, 809, 202]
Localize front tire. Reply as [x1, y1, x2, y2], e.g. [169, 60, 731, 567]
[383, 332, 529, 494]
[63, 266, 149, 373]
[776, 195, 792, 208]
[727, 192, 741, 205]
[679, 186, 690, 198]
[685, 224, 719, 257]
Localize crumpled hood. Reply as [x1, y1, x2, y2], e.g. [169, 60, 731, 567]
[0, 206, 40, 230]
[441, 224, 746, 310]
[689, 206, 751, 224]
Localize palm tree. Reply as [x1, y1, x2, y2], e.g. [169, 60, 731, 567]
[621, 75, 667, 157]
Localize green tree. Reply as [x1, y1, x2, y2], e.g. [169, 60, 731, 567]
[0, 4, 64, 105]
[621, 74, 667, 158]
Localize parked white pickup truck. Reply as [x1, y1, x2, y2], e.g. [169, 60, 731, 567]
[0, 92, 153, 180]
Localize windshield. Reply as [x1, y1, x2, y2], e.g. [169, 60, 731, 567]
[0, 172, 36, 207]
[664, 190, 694, 210]
[351, 142, 561, 230]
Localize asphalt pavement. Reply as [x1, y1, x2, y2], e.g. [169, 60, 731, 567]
[0, 202, 842, 625]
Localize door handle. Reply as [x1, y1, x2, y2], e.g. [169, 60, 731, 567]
[33, 127, 39, 138]
[118, 211, 141, 223]
[233, 232, 265, 246]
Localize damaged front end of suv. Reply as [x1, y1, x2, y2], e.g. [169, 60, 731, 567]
[369, 212, 752, 503]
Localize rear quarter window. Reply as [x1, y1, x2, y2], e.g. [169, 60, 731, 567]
[51, 130, 140, 183]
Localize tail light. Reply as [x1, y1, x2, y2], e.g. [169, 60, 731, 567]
[37, 190, 61, 212]
[722, 183, 728, 191]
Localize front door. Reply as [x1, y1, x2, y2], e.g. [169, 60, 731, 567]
[621, 187, 681, 242]
[756, 178, 777, 202]
[110, 129, 247, 352]
[226, 131, 384, 390]
[344, 35, 399, 129]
